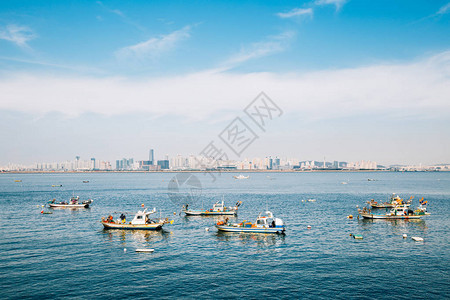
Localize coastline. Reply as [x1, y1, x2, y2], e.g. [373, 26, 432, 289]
[1, 169, 446, 174]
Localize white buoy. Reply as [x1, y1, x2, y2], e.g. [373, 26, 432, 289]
[403, 234, 407, 239]
[205, 227, 210, 231]
[307, 225, 312, 229]
[136, 248, 154, 253]
[412, 237, 424, 242]
[124, 248, 127, 252]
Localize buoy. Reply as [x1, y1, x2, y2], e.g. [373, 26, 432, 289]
[173, 212, 176, 215]
[412, 237, 424, 242]
[124, 248, 127, 252]
[141, 204, 145, 207]
[41, 205, 45, 207]
[41, 210, 43, 214]
[347, 215, 353, 219]
[205, 227, 210, 231]
[136, 248, 154, 253]
[403, 234, 407, 239]
[307, 225, 311, 229]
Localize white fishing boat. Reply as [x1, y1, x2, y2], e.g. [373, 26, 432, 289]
[359, 199, 429, 220]
[183, 200, 242, 216]
[48, 196, 93, 208]
[215, 211, 286, 234]
[233, 174, 249, 179]
[101, 208, 172, 230]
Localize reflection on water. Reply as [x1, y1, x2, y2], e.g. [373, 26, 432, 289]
[101, 229, 171, 245]
[215, 231, 286, 248]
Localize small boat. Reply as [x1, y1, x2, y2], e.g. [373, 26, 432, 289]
[183, 200, 242, 216]
[233, 174, 249, 179]
[307, 198, 316, 202]
[51, 184, 63, 187]
[341, 181, 348, 185]
[358, 201, 429, 220]
[411, 237, 424, 242]
[14, 180, 22, 182]
[368, 193, 412, 209]
[215, 211, 286, 234]
[83, 181, 89, 183]
[48, 196, 93, 208]
[136, 248, 154, 253]
[101, 208, 171, 230]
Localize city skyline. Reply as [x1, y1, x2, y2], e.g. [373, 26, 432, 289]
[0, 1, 449, 166]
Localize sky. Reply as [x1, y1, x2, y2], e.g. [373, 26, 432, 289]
[0, 0, 449, 166]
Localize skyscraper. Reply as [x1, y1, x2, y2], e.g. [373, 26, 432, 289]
[149, 149, 154, 165]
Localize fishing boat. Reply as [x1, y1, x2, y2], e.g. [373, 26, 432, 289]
[183, 200, 242, 216]
[233, 174, 249, 179]
[215, 211, 286, 234]
[358, 199, 429, 220]
[51, 184, 63, 187]
[14, 180, 22, 182]
[48, 196, 93, 208]
[83, 180, 89, 183]
[368, 193, 412, 209]
[101, 208, 171, 230]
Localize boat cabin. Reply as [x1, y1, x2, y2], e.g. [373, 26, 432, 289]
[212, 201, 225, 212]
[389, 206, 414, 216]
[256, 211, 284, 228]
[131, 208, 156, 225]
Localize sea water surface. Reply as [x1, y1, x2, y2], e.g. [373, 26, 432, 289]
[0, 172, 449, 299]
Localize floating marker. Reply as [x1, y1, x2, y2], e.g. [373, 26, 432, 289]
[141, 204, 145, 207]
[124, 248, 127, 252]
[307, 225, 312, 229]
[412, 237, 424, 242]
[347, 215, 353, 219]
[403, 234, 407, 239]
[136, 248, 154, 253]
[205, 227, 210, 231]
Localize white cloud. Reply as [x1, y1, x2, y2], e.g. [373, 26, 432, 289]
[315, 0, 348, 11]
[436, 2, 450, 15]
[0, 51, 449, 121]
[0, 24, 36, 50]
[277, 8, 313, 19]
[115, 25, 191, 60]
[223, 31, 295, 68]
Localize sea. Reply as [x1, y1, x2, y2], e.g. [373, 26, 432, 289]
[0, 171, 449, 299]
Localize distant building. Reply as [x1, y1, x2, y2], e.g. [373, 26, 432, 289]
[149, 149, 154, 165]
[157, 160, 169, 170]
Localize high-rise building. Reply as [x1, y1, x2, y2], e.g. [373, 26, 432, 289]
[149, 149, 154, 165]
[157, 160, 169, 170]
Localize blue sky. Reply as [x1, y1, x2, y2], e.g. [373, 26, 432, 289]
[0, 0, 449, 165]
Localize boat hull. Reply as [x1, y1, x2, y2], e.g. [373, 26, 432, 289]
[360, 213, 422, 219]
[184, 210, 237, 216]
[215, 225, 285, 234]
[49, 203, 90, 208]
[101, 221, 163, 230]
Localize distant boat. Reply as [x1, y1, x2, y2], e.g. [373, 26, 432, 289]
[48, 196, 93, 208]
[83, 181, 89, 183]
[233, 174, 249, 179]
[215, 210, 286, 234]
[341, 182, 348, 185]
[183, 199, 242, 216]
[14, 180, 22, 183]
[307, 199, 317, 202]
[51, 184, 63, 187]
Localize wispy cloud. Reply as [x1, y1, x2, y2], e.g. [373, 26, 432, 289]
[115, 25, 192, 61]
[223, 31, 295, 68]
[436, 2, 450, 15]
[96, 1, 145, 32]
[315, 0, 348, 11]
[0, 25, 36, 50]
[277, 8, 313, 19]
